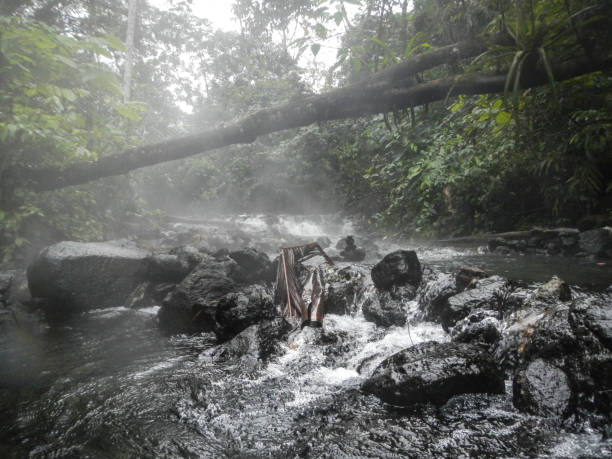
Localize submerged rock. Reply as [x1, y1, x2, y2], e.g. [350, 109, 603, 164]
[362, 341, 504, 406]
[27, 241, 149, 314]
[513, 359, 572, 417]
[371, 250, 422, 291]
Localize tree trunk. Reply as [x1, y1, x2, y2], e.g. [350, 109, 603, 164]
[123, 0, 137, 101]
[5, 53, 611, 192]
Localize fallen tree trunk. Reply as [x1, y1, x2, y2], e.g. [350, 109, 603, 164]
[8, 55, 612, 192]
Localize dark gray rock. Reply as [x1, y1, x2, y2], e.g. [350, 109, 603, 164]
[204, 318, 292, 363]
[579, 227, 612, 258]
[371, 250, 421, 291]
[27, 241, 149, 314]
[362, 285, 416, 327]
[335, 236, 366, 262]
[451, 312, 502, 348]
[362, 341, 504, 406]
[441, 276, 509, 330]
[521, 306, 576, 361]
[147, 253, 192, 283]
[455, 266, 487, 291]
[228, 247, 275, 284]
[0, 271, 14, 307]
[513, 359, 572, 417]
[159, 256, 237, 334]
[582, 303, 612, 350]
[417, 269, 458, 322]
[316, 236, 332, 249]
[534, 276, 571, 303]
[215, 284, 277, 342]
[321, 265, 366, 315]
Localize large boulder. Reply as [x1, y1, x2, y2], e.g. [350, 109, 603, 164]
[513, 359, 572, 418]
[27, 241, 149, 313]
[158, 248, 277, 336]
[371, 250, 421, 291]
[362, 341, 504, 406]
[501, 296, 612, 420]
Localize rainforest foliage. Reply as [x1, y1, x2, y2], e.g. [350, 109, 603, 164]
[0, 0, 611, 261]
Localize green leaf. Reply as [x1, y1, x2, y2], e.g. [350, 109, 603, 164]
[495, 111, 512, 126]
[333, 12, 343, 26]
[310, 43, 321, 57]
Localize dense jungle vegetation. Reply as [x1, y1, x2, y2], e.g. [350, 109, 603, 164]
[1, 0, 611, 262]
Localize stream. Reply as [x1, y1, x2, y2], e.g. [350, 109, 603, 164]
[1, 214, 611, 458]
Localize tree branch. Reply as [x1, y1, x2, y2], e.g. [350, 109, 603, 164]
[8, 55, 611, 193]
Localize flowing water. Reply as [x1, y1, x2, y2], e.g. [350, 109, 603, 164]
[1, 215, 611, 458]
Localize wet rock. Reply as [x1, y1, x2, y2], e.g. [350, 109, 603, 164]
[579, 227, 612, 258]
[228, 247, 275, 284]
[321, 265, 366, 315]
[417, 269, 458, 322]
[204, 317, 292, 363]
[125, 282, 153, 309]
[534, 276, 571, 303]
[362, 341, 504, 406]
[338, 236, 366, 262]
[488, 228, 582, 256]
[147, 253, 192, 283]
[513, 359, 572, 417]
[27, 241, 149, 314]
[362, 285, 415, 327]
[215, 284, 277, 342]
[316, 236, 332, 249]
[521, 306, 576, 361]
[451, 312, 502, 348]
[159, 256, 237, 334]
[0, 271, 13, 307]
[440, 276, 509, 330]
[371, 250, 421, 291]
[455, 266, 487, 291]
[582, 303, 612, 350]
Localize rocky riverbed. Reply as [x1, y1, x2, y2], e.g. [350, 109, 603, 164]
[1, 214, 611, 457]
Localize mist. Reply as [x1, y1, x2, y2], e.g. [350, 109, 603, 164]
[1, 1, 612, 457]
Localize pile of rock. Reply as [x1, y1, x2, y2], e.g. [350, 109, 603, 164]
[489, 226, 612, 258]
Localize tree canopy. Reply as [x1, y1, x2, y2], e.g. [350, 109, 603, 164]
[1, 0, 611, 260]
